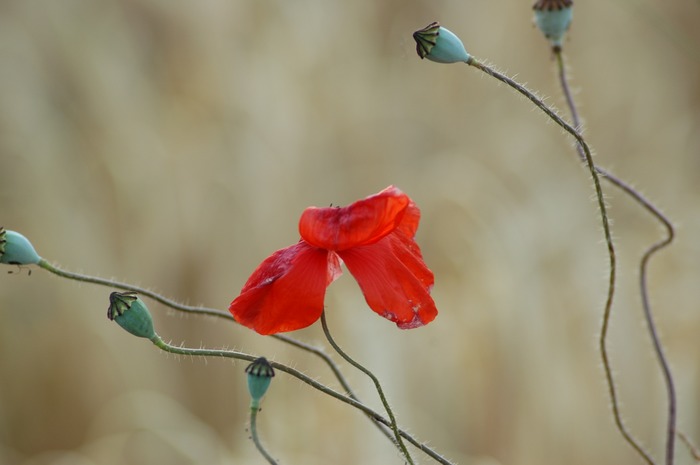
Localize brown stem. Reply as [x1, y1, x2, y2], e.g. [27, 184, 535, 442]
[555, 48, 676, 465]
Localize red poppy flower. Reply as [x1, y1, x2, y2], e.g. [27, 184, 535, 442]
[229, 186, 437, 335]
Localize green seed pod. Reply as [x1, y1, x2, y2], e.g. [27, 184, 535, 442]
[245, 357, 275, 408]
[413, 22, 471, 64]
[533, 0, 573, 49]
[0, 227, 41, 265]
[107, 291, 156, 340]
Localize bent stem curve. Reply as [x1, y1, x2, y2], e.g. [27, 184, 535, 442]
[249, 406, 277, 465]
[320, 311, 414, 465]
[149, 335, 456, 465]
[466, 58, 629, 462]
[36, 258, 361, 421]
[555, 48, 676, 465]
[38, 258, 231, 319]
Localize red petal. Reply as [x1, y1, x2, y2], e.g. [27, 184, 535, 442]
[339, 231, 437, 329]
[299, 186, 410, 251]
[397, 200, 421, 238]
[229, 241, 341, 335]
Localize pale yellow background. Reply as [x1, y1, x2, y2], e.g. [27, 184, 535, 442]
[1, 1, 699, 464]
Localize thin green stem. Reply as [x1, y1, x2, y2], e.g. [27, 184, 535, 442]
[37, 258, 422, 459]
[271, 332, 362, 398]
[466, 58, 623, 463]
[38, 259, 231, 319]
[320, 311, 414, 465]
[276, 335, 396, 447]
[149, 335, 456, 465]
[555, 48, 676, 465]
[250, 406, 278, 464]
[37, 259, 359, 407]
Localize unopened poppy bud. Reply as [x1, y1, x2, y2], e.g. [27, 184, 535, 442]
[413, 22, 471, 64]
[0, 227, 41, 265]
[107, 291, 156, 340]
[245, 357, 275, 409]
[533, 0, 573, 49]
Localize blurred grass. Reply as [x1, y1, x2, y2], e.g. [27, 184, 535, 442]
[1, 1, 699, 464]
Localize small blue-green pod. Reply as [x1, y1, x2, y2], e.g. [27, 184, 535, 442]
[533, 0, 573, 48]
[0, 228, 41, 265]
[413, 22, 471, 64]
[107, 291, 156, 340]
[246, 357, 275, 407]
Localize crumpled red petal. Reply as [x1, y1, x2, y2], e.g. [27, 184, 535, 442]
[299, 186, 410, 251]
[338, 231, 437, 329]
[229, 241, 342, 335]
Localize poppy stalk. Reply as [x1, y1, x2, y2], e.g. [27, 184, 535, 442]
[229, 186, 437, 335]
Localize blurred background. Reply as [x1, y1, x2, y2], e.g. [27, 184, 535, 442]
[1, 1, 699, 464]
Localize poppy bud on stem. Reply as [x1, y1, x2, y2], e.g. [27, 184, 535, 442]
[413, 22, 471, 64]
[0, 227, 41, 266]
[411, 18, 674, 465]
[107, 291, 157, 340]
[246, 357, 275, 410]
[547, 12, 676, 463]
[31, 251, 450, 462]
[245, 358, 277, 465]
[532, 0, 573, 51]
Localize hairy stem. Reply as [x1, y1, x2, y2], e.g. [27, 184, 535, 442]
[321, 311, 413, 465]
[150, 335, 456, 465]
[249, 406, 278, 464]
[37, 259, 423, 458]
[38, 258, 230, 319]
[37, 259, 358, 406]
[467, 58, 627, 463]
[555, 48, 676, 465]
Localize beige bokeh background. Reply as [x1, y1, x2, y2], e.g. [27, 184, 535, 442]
[1, 1, 699, 464]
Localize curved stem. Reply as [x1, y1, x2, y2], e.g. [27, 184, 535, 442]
[38, 258, 231, 319]
[271, 332, 361, 397]
[276, 333, 397, 448]
[320, 311, 414, 465]
[38, 258, 424, 459]
[555, 49, 676, 465]
[250, 406, 278, 464]
[642, 234, 677, 465]
[37, 258, 360, 408]
[466, 58, 629, 462]
[150, 335, 456, 465]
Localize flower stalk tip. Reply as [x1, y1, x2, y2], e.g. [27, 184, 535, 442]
[0, 227, 41, 265]
[533, 0, 574, 49]
[246, 357, 275, 408]
[107, 291, 156, 340]
[413, 22, 471, 64]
